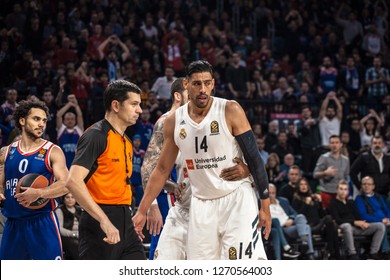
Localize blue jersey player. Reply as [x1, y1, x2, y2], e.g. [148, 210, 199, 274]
[0, 100, 69, 260]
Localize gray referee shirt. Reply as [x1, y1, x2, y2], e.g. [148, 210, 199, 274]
[313, 152, 350, 193]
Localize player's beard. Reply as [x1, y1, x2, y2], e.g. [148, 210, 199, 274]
[24, 126, 44, 141]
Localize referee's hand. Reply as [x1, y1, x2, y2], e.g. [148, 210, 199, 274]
[100, 219, 120, 244]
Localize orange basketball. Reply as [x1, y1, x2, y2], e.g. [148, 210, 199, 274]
[16, 173, 50, 210]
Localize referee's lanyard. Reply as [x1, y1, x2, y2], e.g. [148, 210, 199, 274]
[123, 137, 131, 185]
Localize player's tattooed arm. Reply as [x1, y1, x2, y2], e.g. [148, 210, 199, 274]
[141, 120, 164, 190]
[0, 146, 7, 199]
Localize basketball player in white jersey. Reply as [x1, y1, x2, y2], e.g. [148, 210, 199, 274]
[133, 60, 271, 260]
[144, 78, 251, 260]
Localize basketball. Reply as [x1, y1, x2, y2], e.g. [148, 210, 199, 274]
[15, 173, 50, 210]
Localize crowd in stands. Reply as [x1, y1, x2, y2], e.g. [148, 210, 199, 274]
[0, 0, 390, 260]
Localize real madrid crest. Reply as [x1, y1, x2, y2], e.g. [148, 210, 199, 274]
[210, 120, 219, 135]
[179, 128, 186, 139]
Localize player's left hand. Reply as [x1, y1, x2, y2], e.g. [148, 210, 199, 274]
[14, 187, 41, 207]
[220, 157, 250, 181]
[258, 198, 271, 240]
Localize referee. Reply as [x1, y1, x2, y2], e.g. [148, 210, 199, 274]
[66, 80, 146, 260]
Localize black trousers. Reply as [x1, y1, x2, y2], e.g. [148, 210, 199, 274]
[78, 205, 146, 260]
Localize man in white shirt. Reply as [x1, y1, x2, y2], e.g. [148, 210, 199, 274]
[151, 66, 177, 100]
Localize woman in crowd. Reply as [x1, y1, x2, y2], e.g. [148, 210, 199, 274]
[292, 177, 340, 259]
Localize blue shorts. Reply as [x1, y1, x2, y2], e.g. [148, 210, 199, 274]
[0, 212, 62, 260]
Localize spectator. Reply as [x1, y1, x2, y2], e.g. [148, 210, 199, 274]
[256, 136, 269, 164]
[338, 57, 362, 101]
[265, 153, 285, 190]
[90, 71, 109, 123]
[40, 87, 58, 143]
[298, 105, 322, 175]
[56, 94, 84, 169]
[161, 28, 185, 75]
[133, 108, 154, 151]
[264, 120, 279, 151]
[71, 61, 91, 113]
[362, 24, 384, 58]
[140, 15, 159, 42]
[97, 35, 130, 82]
[365, 56, 390, 111]
[55, 193, 82, 260]
[350, 135, 390, 197]
[279, 165, 302, 203]
[373, 0, 389, 39]
[313, 135, 350, 208]
[269, 218, 301, 260]
[1, 88, 18, 146]
[294, 82, 316, 107]
[151, 65, 177, 101]
[354, 176, 390, 259]
[269, 184, 315, 260]
[348, 117, 363, 153]
[340, 130, 358, 165]
[272, 77, 291, 102]
[292, 177, 340, 259]
[130, 134, 145, 209]
[225, 52, 251, 99]
[318, 91, 343, 148]
[359, 109, 384, 148]
[5, 3, 26, 34]
[280, 153, 295, 179]
[328, 180, 385, 260]
[270, 131, 295, 162]
[335, 4, 364, 50]
[56, 36, 78, 66]
[88, 24, 106, 62]
[286, 122, 301, 156]
[146, 91, 164, 124]
[318, 56, 338, 96]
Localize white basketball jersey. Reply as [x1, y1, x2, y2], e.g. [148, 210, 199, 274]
[174, 97, 251, 199]
[174, 152, 191, 209]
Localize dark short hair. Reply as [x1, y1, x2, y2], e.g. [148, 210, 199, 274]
[170, 77, 185, 99]
[329, 134, 340, 141]
[371, 135, 384, 143]
[43, 87, 53, 93]
[185, 60, 214, 79]
[104, 80, 141, 112]
[13, 100, 49, 130]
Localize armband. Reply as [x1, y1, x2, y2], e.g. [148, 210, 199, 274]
[235, 130, 269, 200]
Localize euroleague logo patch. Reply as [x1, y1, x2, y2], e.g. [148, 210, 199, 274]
[210, 121, 219, 135]
[228, 247, 237, 260]
[153, 249, 159, 260]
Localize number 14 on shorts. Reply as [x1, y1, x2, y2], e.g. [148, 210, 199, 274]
[228, 242, 253, 260]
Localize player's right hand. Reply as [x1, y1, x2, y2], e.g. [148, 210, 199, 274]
[146, 204, 163, 236]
